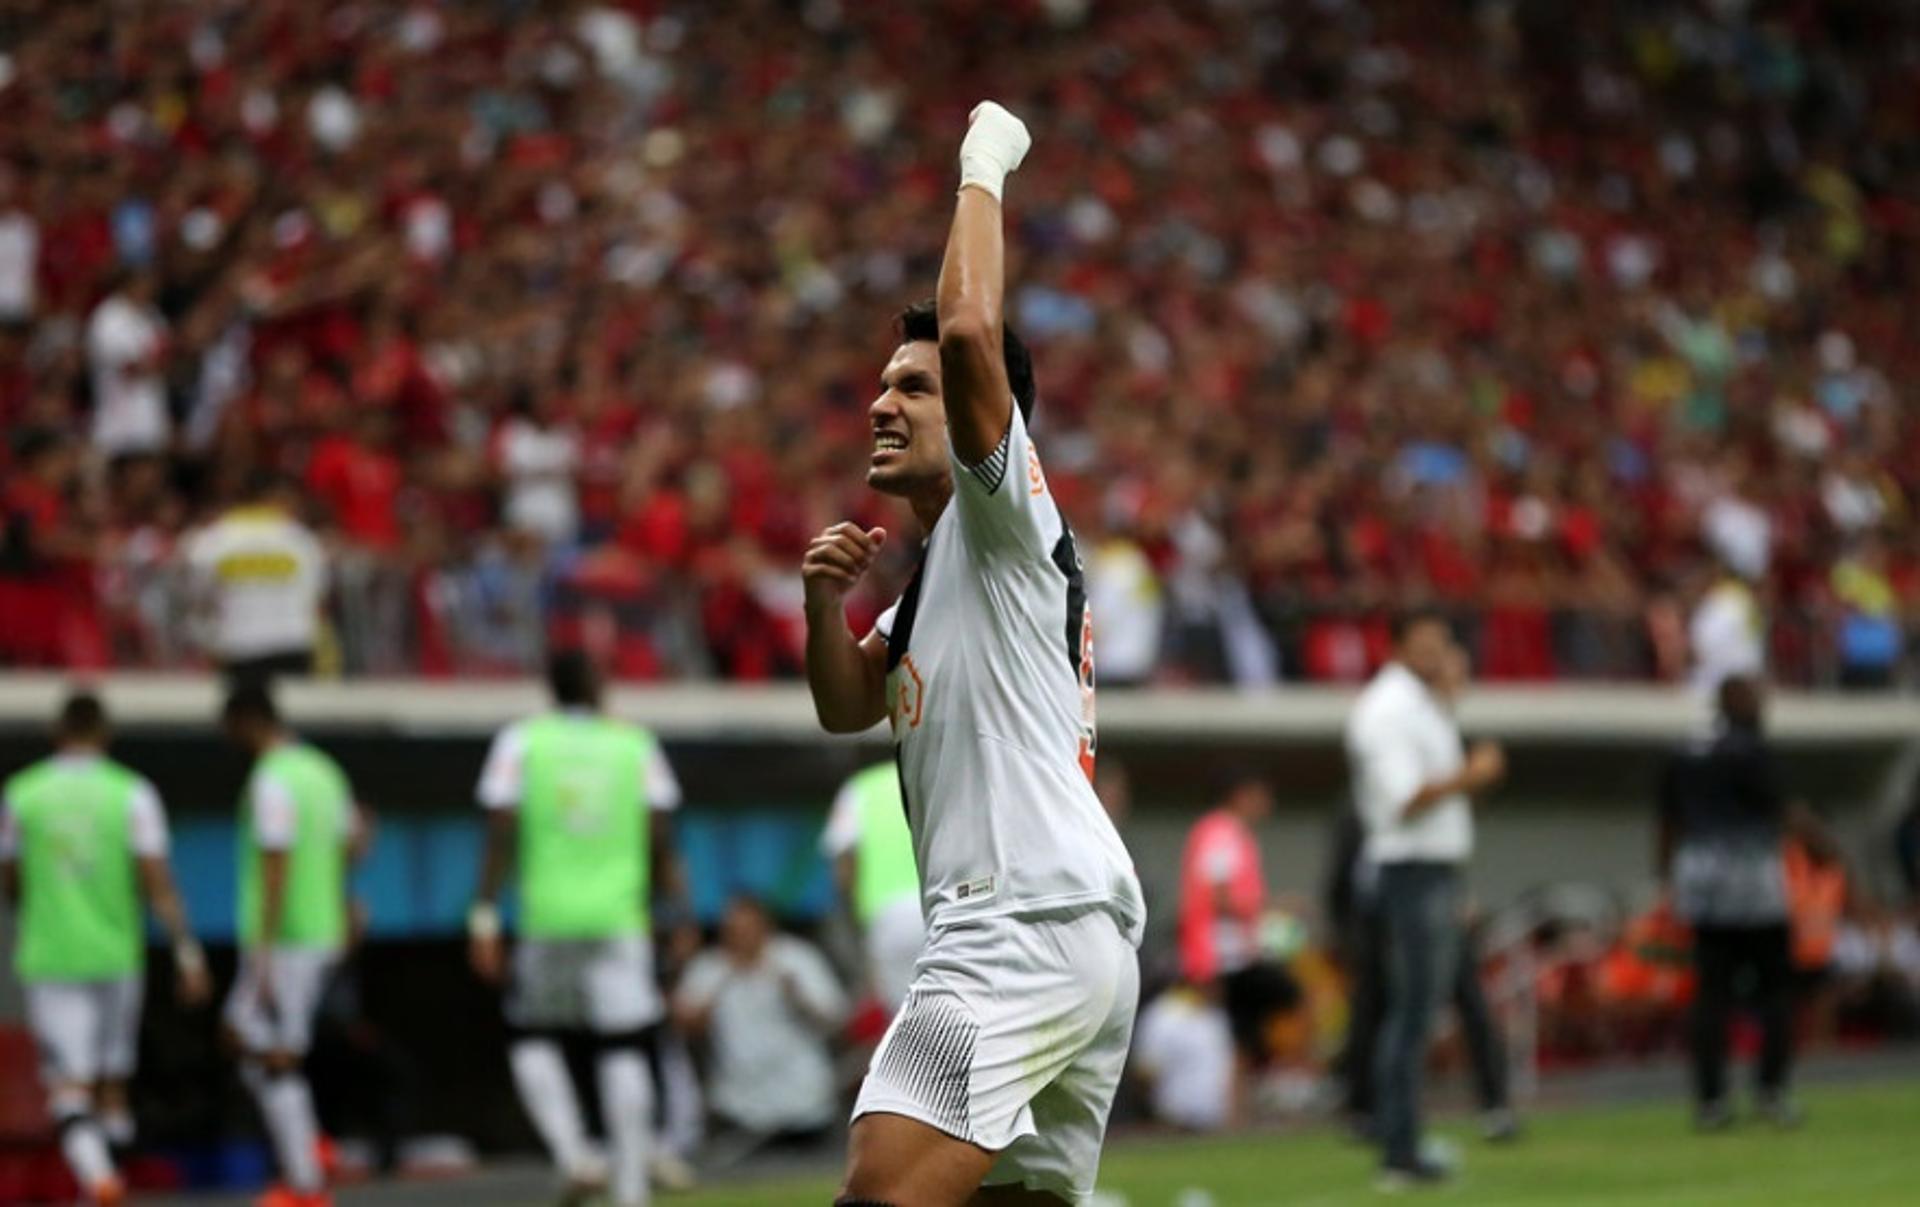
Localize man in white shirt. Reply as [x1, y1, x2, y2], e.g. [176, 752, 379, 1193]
[1345, 612, 1505, 1188]
[1131, 985, 1234, 1132]
[183, 475, 328, 680]
[674, 896, 848, 1140]
[85, 270, 171, 460]
[801, 102, 1143, 1206]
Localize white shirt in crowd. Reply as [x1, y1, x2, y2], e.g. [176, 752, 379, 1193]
[0, 206, 36, 320]
[85, 291, 171, 456]
[1689, 578, 1765, 696]
[1346, 661, 1472, 864]
[1701, 494, 1771, 583]
[1132, 987, 1234, 1131]
[183, 506, 328, 660]
[498, 418, 581, 545]
[1086, 536, 1164, 685]
[674, 936, 848, 1133]
[0, 755, 170, 860]
[475, 712, 682, 812]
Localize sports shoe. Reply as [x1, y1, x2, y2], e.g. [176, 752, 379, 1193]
[1481, 1108, 1522, 1144]
[1756, 1092, 1804, 1130]
[557, 1173, 608, 1207]
[1375, 1159, 1454, 1192]
[1694, 1100, 1736, 1133]
[649, 1150, 699, 1191]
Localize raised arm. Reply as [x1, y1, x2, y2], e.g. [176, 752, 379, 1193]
[937, 102, 1031, 465]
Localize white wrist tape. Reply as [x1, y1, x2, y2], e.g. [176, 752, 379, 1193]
[468, 901, 502, 942]
[174, 939, 206, 976]
[958, 101, 1032, 202]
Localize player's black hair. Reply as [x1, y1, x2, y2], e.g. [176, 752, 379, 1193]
[240, 467, 289, 503]
[222, 680, 280, 729]
[1390, 606, 1454, 645]
[896, 299, 1036, 425]
[56, 691, 108, 742]
[547, 648, 602, 709]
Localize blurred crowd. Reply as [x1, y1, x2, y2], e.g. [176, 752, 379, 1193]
[2, 0, 1918, 684]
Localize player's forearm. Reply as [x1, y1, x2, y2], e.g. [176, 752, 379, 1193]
[805, 606, 881, 733]
[1399, 775, 1468, 819]
[257, 855, 288, 950]
[475, 813, 515, 906]
[936, 185, 1010, 462]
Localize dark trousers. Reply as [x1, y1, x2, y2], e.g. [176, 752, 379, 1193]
[222, 647, 314, 684]
[1343, 901, 1509, 1120]
[1690, 922, 1794, 1105]
[1374, 862, 1462, 1168]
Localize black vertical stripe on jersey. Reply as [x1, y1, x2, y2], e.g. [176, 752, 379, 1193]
[1050, 505, 1086, 676]
[887, 553, 927, 827]
[886, 553, 927, 672]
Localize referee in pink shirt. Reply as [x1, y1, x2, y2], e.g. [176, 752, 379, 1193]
[1176, 774, 1298, 1073]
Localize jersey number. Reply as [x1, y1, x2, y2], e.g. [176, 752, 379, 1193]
[1052, 518, 1097, 783]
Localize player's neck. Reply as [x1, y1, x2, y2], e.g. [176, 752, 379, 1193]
[909, 481, 952, 532]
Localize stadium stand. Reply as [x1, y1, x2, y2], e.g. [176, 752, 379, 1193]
[0, 0, 1915, 684]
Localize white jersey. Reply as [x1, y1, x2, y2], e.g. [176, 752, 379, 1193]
[876, 404, 1143, 943]
[183, 506, 328, 659]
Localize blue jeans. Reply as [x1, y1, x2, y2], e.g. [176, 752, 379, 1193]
[1373, 862, 1462, 1168]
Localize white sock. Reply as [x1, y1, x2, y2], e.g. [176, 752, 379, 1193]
[253, 1071, 323, 1192]
[597, 1049, 652, 1207]
[51, 1093, 115, 1192]
[511, 1039, 593, 1181]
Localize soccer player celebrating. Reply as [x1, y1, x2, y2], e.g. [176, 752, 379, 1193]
[469, 650, 684, 1207]
[803, 101, 1145, 1207]
[221, 682, 367, 1207]
[1, 691, 210, 1206]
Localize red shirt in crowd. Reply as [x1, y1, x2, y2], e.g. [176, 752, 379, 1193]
[306, 434, 402, 551]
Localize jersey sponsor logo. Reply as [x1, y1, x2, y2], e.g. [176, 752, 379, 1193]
[1027, 443, 1046, 497]
[216, 551, 302, 582]
[955, 875, 995, 902]
[891, 654, 927, 732]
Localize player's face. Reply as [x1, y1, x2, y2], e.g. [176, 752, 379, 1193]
[868, 341, 951, 495]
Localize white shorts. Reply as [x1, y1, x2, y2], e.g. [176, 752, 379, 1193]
[867, 897, 928, 1016]
[25, 979, 143, 1085]
[224, 948, 339, 1057]
[507, 935, 663, 1034]
[854, 907, 1139, 1203]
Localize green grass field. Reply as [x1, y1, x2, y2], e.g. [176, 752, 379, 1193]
[677, 1081, 1920, 1206]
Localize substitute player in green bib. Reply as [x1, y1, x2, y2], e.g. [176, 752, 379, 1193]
[1, 692, 209, 1206]
[220, 682, 367, 1207]
[820, 762, 924, 1015]
[470, 651, 686, 1207]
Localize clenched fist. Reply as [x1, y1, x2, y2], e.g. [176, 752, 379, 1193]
[802, 522, 888, 614]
